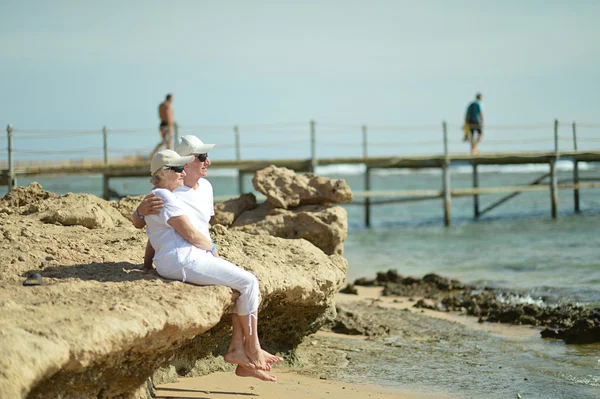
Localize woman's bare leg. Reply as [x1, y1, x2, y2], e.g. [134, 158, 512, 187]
[239, 312, 269, 370]
[225, 314, 283, 366]
[224, 314, 255, 369]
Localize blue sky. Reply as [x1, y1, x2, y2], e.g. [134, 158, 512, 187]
[1, 0, 599, 159]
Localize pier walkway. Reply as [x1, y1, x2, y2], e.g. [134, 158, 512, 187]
[2, 120, 599, 226]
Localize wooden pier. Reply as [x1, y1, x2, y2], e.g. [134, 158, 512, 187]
[2, 121, 600, 227]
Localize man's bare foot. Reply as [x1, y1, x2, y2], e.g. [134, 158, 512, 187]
[235, 365, 277, 382]
[263, 350, 283, 364]
[246, 347, 270, 371]
[224, 349, 256, 369]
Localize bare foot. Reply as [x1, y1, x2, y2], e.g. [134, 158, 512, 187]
[263, 350, 283, 364]
[235, 365, 276, 382]
[224, 349, 255, 369]
[246, 347, 270, 371]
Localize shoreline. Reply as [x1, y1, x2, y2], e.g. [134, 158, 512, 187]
[157, 286, 545, 399]
[155, 369, 457, 399]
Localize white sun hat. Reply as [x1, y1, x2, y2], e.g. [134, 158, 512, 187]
[150, 149, 194, 175]
[175, 135, 215, 156]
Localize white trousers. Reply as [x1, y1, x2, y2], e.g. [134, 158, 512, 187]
[157, 255, 259, 316]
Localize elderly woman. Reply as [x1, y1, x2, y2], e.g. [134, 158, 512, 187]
[144, 149, 275, 381]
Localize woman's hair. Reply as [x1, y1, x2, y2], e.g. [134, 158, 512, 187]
[150, 172, 163, 185]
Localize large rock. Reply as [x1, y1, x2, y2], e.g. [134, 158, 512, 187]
[0, 184, 347, 399]
[231, 203, 348, 255]
[210, 193, 257, 227]
[253, 165, 353, 209]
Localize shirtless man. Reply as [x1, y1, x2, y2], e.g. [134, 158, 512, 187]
[150, 94, 175, 159]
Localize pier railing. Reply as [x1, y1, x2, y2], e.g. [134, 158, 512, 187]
[2, 120, 599, 226]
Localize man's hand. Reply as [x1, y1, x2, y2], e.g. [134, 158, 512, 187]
[211, 248, 220, 258]
[138, 193, 164, 216]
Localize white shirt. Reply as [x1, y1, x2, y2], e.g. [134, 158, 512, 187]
[144, 186, 213, 273]
[173, 178, 214, 241]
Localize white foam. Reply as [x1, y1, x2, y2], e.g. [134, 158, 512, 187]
[495, 292, 546, 307]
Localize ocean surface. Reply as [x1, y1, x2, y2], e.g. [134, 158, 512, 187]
[1, 162, 599, 398]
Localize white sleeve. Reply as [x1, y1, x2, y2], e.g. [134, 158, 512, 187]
[153, 189, 187, 223]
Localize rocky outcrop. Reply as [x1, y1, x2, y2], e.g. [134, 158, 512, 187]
[0, 183, 347, 399]
[210, 193, 257, 227]
[354, 269, 600, 345]
[252, 165, 353, 209]
[231, 203, 348, 255]
[211, 166, 352, 255]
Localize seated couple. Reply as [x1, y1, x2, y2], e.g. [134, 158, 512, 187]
[132, 135, 281, 382]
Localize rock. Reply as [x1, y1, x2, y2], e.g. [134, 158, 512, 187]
[563, 313, 600, 344]
[231, 203, 348, 255]
[253, 165, 353, 209]
[36, 193, 132, 229]
[1, 182, 56, 208]
[211, 193, 257, 227]
[0, 184, 348, 398]
[115, 195, 145, 220]
[413, 298, 439, 311]
[327, 305, 390, 337]
[339, 284, 358, 295]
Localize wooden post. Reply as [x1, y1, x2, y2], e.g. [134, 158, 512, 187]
[362, 125, 371, 228]
[550, 119, 559, 218]
[310, 120, 316, 173]
[173, 122, 179, 147]
[6, 124, 16, 190]
[572, 121, 580, 213]
[442, 121, 451, 226]
[102, 126, 108, 164]
[102, 126, 109, 200]
[234, 125, 243, 194]
[550, 158, 558, 218]
[473, 163, 480, 218]
[554, 118, 559, 154]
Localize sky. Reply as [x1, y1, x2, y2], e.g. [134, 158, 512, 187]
[1, 0, 599, 159]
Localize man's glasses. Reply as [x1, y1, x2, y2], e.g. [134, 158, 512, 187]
[166, 166, 185, 173]
[196, 153, 208, 162]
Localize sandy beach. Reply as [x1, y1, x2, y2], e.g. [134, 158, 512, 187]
[156, 286, 542, 399]
[155, 369, 456, 399]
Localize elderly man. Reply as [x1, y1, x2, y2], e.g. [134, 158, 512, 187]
[133, 135, 282, 382]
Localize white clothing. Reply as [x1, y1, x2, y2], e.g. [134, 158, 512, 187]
[158, 255, 259, 315]
[173, 178, 214, 242]
[145, 184, 259, 316]
[144, 188, 204, 271]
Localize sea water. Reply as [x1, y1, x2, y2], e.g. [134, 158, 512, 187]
[2, 162, 599, 398]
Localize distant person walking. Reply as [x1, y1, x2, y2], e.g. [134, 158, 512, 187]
[464, 93, 484, 154]
[150, 93, 175, 159]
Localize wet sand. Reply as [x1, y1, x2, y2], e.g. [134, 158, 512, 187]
[157, 286, 598, 399]
[155, 368, 457, 399]
[156, 286, 526, 399]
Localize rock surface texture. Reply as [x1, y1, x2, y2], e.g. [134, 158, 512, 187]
[218, 166, 353, 255]
[0, 181, 348, 399]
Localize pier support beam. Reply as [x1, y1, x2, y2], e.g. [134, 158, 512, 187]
[572, 122, 580, 213]
[309, 120, 317, 173]
[550, 119, 559, 219]
[442, 121, 451, 226]
[6, 124, 16, 191]
[364, 167, 371, 228]
[362, 125, 371, 228]
[550, 158, 558, 219]
[443, 162, 451, 226]
[234, 125, 244, 194]
[472, 163, 480, 218]
[102, 126, 109, 200]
